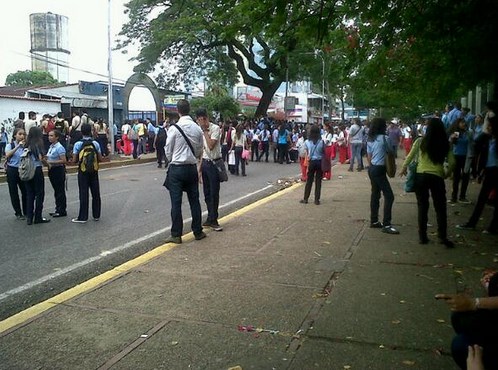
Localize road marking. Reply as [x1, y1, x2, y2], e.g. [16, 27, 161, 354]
[0, 183, 300, 334]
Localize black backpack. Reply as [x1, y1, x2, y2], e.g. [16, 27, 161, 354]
[156, 126, 167, 141]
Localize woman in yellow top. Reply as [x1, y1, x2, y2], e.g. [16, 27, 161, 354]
[400, 117, 454, 248]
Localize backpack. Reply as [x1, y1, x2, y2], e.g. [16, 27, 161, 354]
[128, 125, 138, 140]
[156, 126, 167, 142]
[18, 148, 37, 181]
[78, 140, 99, 173]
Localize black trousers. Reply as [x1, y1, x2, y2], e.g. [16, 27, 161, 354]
[303, 159, 323, 202]
[25, 167, 45, 222]
[6, 165, 27, 216]
[452, 154, 470, 201]
[368, 165, 394, 226]
[48, 166, 67, 214]
[201, 159, 221, 224]
[156, 139, 166, 165]
[468, 167, 498, 232]
[257, 141, 269, 161]
[77, 171, 101, 221]
[415, 173, 448, 240]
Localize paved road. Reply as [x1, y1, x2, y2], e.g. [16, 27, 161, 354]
[0, 160, 300, 320]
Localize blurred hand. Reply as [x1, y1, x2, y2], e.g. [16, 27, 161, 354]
[435, 294, 476, 311]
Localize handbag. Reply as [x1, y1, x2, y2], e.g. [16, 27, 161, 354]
[404, 139, 420, 192]
[383, 136, 396, 178]
[228, 150, 235, 165]
[404, 161, 418, 192]
[213, 158, 228, 182]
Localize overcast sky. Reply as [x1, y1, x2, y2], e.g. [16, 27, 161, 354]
[0, 0, 156, 109]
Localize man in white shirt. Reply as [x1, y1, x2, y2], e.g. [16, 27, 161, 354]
[24, 111, 38, 135]
[348, 119, 365, 171]
[196, 108, 223, 231]
[164, 99, 206, 244]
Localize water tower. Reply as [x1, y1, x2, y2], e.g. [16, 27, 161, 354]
[30, 12, 70, 82]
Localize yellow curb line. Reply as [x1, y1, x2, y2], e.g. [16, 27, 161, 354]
[0, 182, 301, 335]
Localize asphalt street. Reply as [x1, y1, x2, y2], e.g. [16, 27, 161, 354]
[0, 160, 300, 320]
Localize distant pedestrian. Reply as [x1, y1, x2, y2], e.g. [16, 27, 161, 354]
[196, 108, 223, 231]
[300, 125, 325, 205]
[163, 99, 206, 244]
[367, 118, 399, 234]
[71, 123, 103, 224]
[0, 127, 8, 164]
[155, 121, 167, 168]
[401, 118, 454, 247]
[46, 129, 67, 218]
[4, 127, 27, 219]
[457, 115, 498, 235]
[231, 123, 248, 176]
[14, 111, 25, 130]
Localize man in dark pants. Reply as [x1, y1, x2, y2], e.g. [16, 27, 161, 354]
[164, 99, 206, 244]
[71, 123, 102, 224]
[196, 108, 223, 231]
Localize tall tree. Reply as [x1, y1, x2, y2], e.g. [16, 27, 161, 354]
[5, 70, 59, 87]
[117, 0, 339, 117]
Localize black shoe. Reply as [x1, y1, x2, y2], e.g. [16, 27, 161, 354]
[439, 239, 455, 248]
[34, 218, 51, 224]
[27, 219, 33, 225]
[16, 214, 26, 220]
[49, 212, 57, 216]
[52, 213, 67, 218]
[300, 199, 308, 204]
[419, 237, 429, 244]
[157, 164, 163, 168]
[314, 200, 320, 205]
[195, 231, 207, 241]
[370, 221, 383, 228]
[165, 235, 182, 244]
[348, 168, 353, 172]
[382, 225, 399, 234]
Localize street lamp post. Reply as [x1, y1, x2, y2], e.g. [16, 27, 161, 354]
[107, 0, 115, 155]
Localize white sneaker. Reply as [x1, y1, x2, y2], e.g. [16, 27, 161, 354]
[71, 218, 87, 224]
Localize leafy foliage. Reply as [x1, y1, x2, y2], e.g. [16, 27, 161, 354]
[190, 85, 240, 121]
[5, 70, 59, 87]
[117, 0, 339, 116]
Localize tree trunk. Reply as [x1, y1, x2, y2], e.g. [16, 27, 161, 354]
[255, 80, 283, 118]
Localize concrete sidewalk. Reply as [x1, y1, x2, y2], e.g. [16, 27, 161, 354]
[1, 160, 497, 369]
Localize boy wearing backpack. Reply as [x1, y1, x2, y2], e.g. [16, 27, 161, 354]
[71, 123, 103, 224]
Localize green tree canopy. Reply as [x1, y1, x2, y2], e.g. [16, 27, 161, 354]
[190, 85, 240, 121]
[5, 70, 59, 87]
[118, 0, 337, 117]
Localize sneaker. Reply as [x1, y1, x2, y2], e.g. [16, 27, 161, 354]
[16, 214, 26, 220]
[71, 218, 87, 224]
[93, 218, 100, 221]
[419, 237, 430, 245]
[210, 223, 223, 232]
[299, 199, 308, 204]
[458, 198, 472, 204]
[34, 218, 51, 224]
[165, 235, 182, 244]
[370, 221, 383, 228]
[382, 225, 400, 234]
[456, 223, 475, 230]
[448, 199, 457, 204]
[194, 231, 207, 241]
[52, 213, 67, 218]
[202, 221, 212, 228]
[314, 200, 320, 205]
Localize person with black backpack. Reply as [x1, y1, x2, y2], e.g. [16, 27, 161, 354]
[71, 123, 103, 224]
[154, 121, 167, 168]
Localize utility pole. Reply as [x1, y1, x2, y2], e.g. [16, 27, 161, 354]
[107, 0, 115, 155]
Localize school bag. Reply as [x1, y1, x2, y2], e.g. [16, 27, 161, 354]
[128, 125, 138, 140]
[18, 148, 36, 181]
[78, 140, 99, 173]
[156, 126, 167, 142]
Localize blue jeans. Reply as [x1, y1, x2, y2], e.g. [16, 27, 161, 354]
[349, 142, 364, 170]
[368, 165, 394, 225]
[201, 159, 221, 224]
[166, 164, 202, 237]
